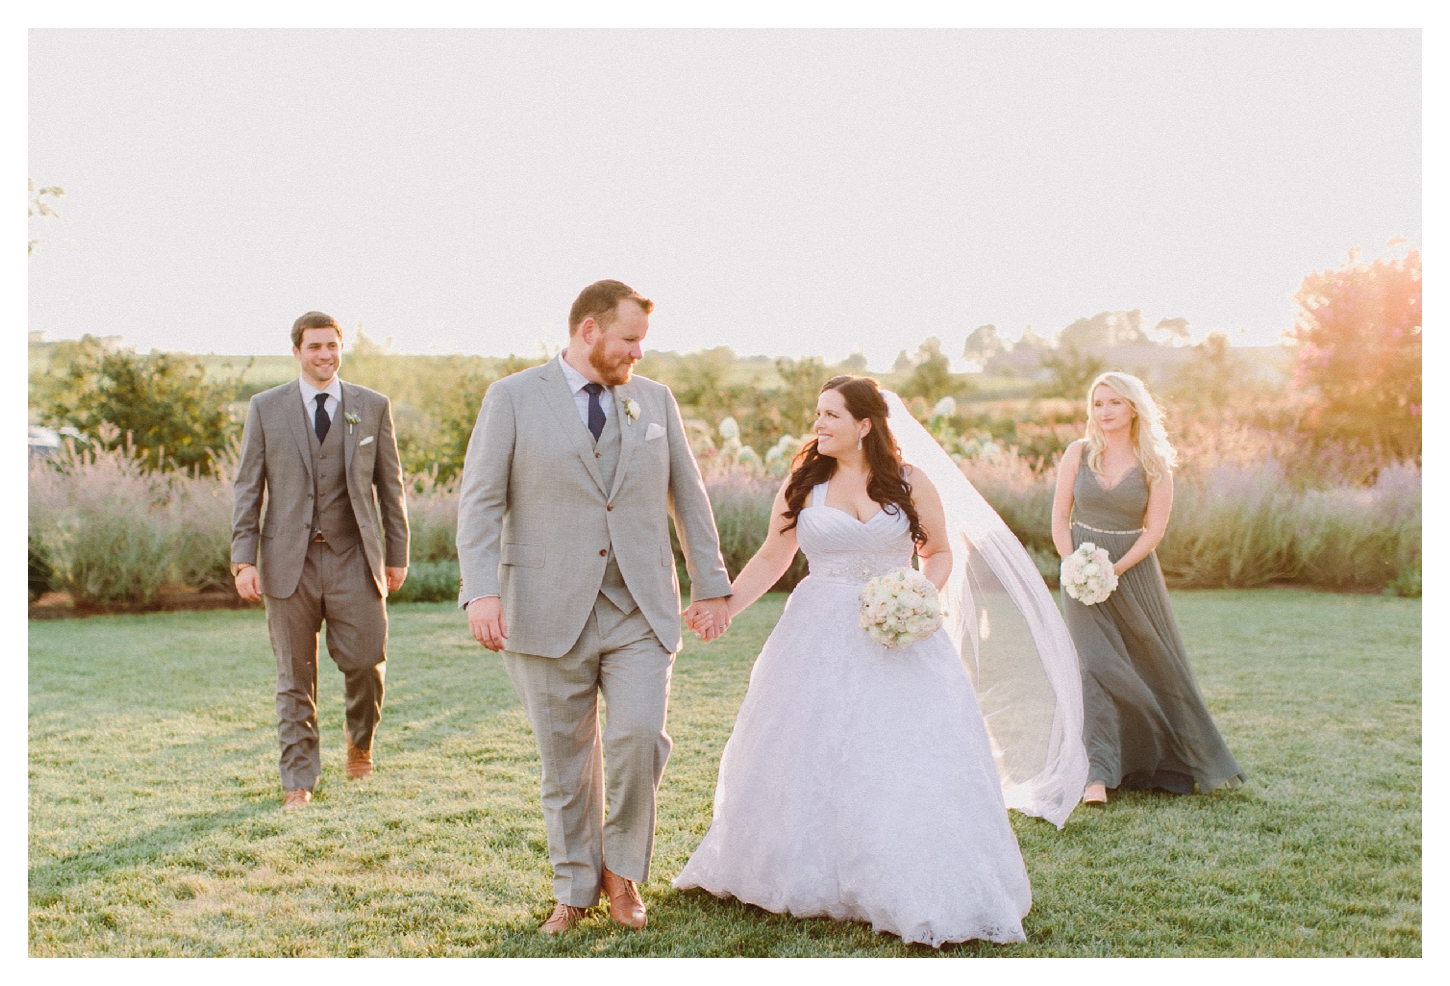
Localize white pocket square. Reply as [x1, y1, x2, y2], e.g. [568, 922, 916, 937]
[645, 422, 666, 441]
[359, 436, 375, 447]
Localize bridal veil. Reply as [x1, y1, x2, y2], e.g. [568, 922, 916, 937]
[885, 391, 1088, 828]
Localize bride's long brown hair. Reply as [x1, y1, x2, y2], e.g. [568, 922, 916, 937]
[780, 375, 925, 545]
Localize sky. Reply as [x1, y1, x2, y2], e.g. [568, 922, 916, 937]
[27, 28, 1421, 369]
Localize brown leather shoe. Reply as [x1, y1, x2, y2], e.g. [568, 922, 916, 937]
[602, 868, 646, 929]
[538, 902, 590, 935]
[345, 734, 373, 779]
[282, 788, 311, 810]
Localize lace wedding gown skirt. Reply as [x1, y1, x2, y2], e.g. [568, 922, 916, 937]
[673, 483, 1031, 946]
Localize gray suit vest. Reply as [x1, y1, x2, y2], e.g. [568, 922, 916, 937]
[306, 396, 362, 553]
[592, 401, 637, 614]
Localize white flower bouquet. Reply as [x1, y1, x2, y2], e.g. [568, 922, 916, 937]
[858, 568, 943, 649]
[1061, 542, 1119, 605]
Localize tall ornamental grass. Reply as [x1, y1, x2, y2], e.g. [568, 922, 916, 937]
[27, 433, 1421, 605]
[956, 448, 1421, 593]
[28, 441, 233, 606]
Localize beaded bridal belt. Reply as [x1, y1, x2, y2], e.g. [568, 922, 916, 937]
[1072, 520, 1145, 536]
[810, 558, 902, 584]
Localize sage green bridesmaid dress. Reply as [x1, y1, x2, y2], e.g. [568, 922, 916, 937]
[1063, 459, 1245, 795]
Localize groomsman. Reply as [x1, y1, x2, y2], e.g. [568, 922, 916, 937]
[232, 311, 410, 810]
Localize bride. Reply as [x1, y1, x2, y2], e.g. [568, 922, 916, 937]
[673, 375, 1087, 947]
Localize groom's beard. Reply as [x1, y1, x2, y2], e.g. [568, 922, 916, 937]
[588, 338, 635, 387]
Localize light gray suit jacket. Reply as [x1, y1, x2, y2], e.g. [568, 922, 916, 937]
[456, 359, 731, 657]
[232, 380, 410, 599]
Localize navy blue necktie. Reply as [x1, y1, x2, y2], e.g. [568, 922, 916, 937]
[314, 393, 331, 443]
[584, 383, 605, 442]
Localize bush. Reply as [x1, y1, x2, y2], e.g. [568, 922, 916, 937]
[406, 469, 460, 563]
[29, 441, 183, 605]
[690, 474, 807, 593]
[1387, 564, 1421, 599]
[26, 423, 1420, 604]
[389, 559, 461, 603]
[34, 341, 240, 475]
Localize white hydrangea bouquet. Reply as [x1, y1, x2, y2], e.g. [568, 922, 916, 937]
[1061, 542, 1119, 605]
[858, 568, 943, 649]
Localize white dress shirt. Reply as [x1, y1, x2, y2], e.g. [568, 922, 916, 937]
[298, 375, 343, 421]
[557, 353, 613, 426]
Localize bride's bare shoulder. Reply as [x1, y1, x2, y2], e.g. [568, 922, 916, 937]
[903, 463, 939, 497]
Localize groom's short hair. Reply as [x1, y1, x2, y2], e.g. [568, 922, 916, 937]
[291, 311, 342, 348]
[569, 280, 654, 336]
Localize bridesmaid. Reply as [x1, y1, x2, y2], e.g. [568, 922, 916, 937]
[1051, 372, 1245, 804]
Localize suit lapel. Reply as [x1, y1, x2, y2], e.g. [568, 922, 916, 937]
[340, 382, 358, 479]
[286, 384, 316, 486]
[539, 359, 608, 497]
[609, 380, 641, 502]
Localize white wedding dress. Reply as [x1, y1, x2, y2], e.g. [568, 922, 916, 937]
[672, 480, 1032, 946]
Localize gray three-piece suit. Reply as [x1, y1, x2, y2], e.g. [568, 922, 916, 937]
[232, 380, 410, 792]
[457, 357, 730, 906]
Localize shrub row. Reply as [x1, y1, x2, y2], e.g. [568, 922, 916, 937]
[29, 441, 1421, 608]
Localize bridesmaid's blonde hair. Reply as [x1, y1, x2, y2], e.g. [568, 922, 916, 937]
[1083, 371, 1178, 483]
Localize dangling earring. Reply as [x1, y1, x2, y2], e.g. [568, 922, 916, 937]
[856, 435, 863, 451]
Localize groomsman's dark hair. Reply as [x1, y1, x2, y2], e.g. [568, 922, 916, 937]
[569, 280, 654, 336]
[291, 311, 342, 348]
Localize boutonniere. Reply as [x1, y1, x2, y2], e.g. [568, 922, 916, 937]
[621, 398, 641, 423]
[344, 411, 360, 434]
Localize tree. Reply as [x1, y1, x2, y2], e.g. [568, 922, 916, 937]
[36, 339, 240, 474]
[28, 179, 65, 257]
[1037, 341, 1106, 400]
[1153, 316, 1192, 345]
[769, 356, 830, 436]
[1167, 332, 1241, 411]
[672, 346, 750, 427]
[1286, 244, 1421, 458]
[963, 325, 1007, 365]
[1059, 310, 1146, 350]
[899, 338, 960, 403]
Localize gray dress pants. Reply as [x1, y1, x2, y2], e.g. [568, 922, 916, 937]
[503, 593, 675, 907]
[265, 540, 387, 792]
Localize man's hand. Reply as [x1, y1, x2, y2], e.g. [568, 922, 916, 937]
[385, 566, 408, 593]
[468, 596, 509, 652]
[683, 596, 732, 643]
[234, 564, 261, 603]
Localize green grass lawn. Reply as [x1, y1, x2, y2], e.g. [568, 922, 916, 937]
[29, 590, 1420, 956]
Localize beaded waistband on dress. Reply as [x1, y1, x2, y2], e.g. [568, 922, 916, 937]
[810, 557, 902, 584]
[1072, 519, 1145, 536]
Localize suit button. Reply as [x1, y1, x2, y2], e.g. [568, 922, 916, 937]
[607, 504, 613, 511]
[595, 452, 601, 458]
[599, 549, 607, 557]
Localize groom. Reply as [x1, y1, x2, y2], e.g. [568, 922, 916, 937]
[457, 280, 732, 934]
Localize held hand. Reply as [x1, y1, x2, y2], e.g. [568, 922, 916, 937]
[684, 597, 732, 642]
[385, 566, 408, 592]
[234, 565, 261, 602]
[468, 596, 509, 652]
[681, 603, 709, 638]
